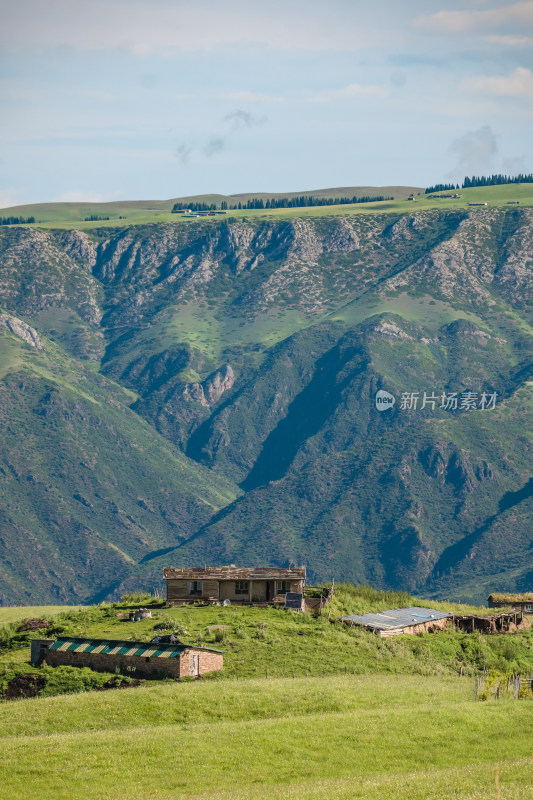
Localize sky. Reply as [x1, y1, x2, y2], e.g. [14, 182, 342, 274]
[1, 0, 532, 207]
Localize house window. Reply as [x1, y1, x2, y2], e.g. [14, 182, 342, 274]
[277, 581, 291, 594]
[526, 604, 533, 612]
[188, 581, 203, 596]
[235, 581, 249, 595]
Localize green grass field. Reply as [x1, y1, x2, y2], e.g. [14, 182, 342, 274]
[1, 587, 532, 798]
[0, 673, 531, 800]
[0, 605, 83, 625]
[2, 183, 532, 231]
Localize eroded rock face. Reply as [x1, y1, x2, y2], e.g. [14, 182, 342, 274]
[418, 443, 492, 494]
[0, 313, 44, 350]
[372, 321, 412, 340]
[183, 364, 235, 408]
[56, 230, 98, 268]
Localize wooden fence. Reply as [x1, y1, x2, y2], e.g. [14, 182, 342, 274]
[474, 672, 533, 700]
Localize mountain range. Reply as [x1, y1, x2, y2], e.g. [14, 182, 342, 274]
[0, 192, 531, 604]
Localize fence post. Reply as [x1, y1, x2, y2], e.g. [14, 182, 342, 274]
[495, 764, 501, 800]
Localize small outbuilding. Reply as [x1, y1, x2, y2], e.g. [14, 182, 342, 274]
[488, 593, 533, 613]
[34, 637, 224, 678]
[455, 610, 530, 634]
[163, 565, 306, 606]
[342, 607, 452, 637]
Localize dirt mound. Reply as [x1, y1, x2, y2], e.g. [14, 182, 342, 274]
[16, 618, 51, 632]
[5, 673, 46, 700]
[97, 676, 142, 691]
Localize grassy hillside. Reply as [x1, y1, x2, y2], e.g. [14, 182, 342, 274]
[0, 606, 82, 625]
[1, 586, 533, 800]
[0, 185, 421, 226]
[1, 675, 532, 800]
[2, 586, 533, 682]
[1, 183, 531, 230]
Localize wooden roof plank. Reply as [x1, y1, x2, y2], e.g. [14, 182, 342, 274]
[163, 566, 306, 581]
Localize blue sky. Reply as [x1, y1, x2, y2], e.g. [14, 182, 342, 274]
[1, 0, 532, 206]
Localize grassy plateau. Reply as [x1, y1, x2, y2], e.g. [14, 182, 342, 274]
[2, 183, 533, 230]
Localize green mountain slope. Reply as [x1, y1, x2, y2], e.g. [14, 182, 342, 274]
[0, 327, 238, 604]
[0, 195, 531, 603]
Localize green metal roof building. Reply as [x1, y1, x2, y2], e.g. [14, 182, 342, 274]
[34, 636, 224, 679]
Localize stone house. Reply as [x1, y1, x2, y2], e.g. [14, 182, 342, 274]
[163, 565, 306, 605]
[33, 636, 224, 678]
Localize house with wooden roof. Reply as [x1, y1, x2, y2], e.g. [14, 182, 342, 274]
[163, 565, 306, 605]
[487, 593, 533, 613]
[32, 636, 224, 678]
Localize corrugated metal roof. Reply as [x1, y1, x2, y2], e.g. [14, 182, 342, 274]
[341, 606, 452, 631]
[48, 637, 224, 657]
[163, 566, 306, 580]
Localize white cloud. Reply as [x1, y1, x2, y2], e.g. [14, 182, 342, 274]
[175, 108, 267, 165]
[0, 188, 25, 210]
[224, 109, 267, 130]
[484, 34, 533, 45]
[309, 83, 388, 103]
[502, 154, 528, 172]
[203, 137, 225, 158]
[53, 190, 108, 202]
[448, 125, 499, 177]
[463, 67, 533, 97]
[414, 1, 533, 34]
[2, 0, 390, 54]
[224, 91, 286, 105]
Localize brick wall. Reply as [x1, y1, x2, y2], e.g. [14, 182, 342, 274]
[199, 651, 224, 675]
[45, 648, 182, 678]
[44, 647, 224, 678]
[179, 650, 224, 676]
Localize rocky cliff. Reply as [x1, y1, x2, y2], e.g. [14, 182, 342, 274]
[0, 207, 531, 603]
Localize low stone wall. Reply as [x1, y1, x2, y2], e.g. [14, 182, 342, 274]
[376, 617, 449, 638]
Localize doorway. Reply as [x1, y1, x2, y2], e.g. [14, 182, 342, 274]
[190, 653, 199, 676]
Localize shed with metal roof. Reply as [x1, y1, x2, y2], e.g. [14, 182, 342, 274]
[341, 607, 452, 637]
[38, 637, 224, 678]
